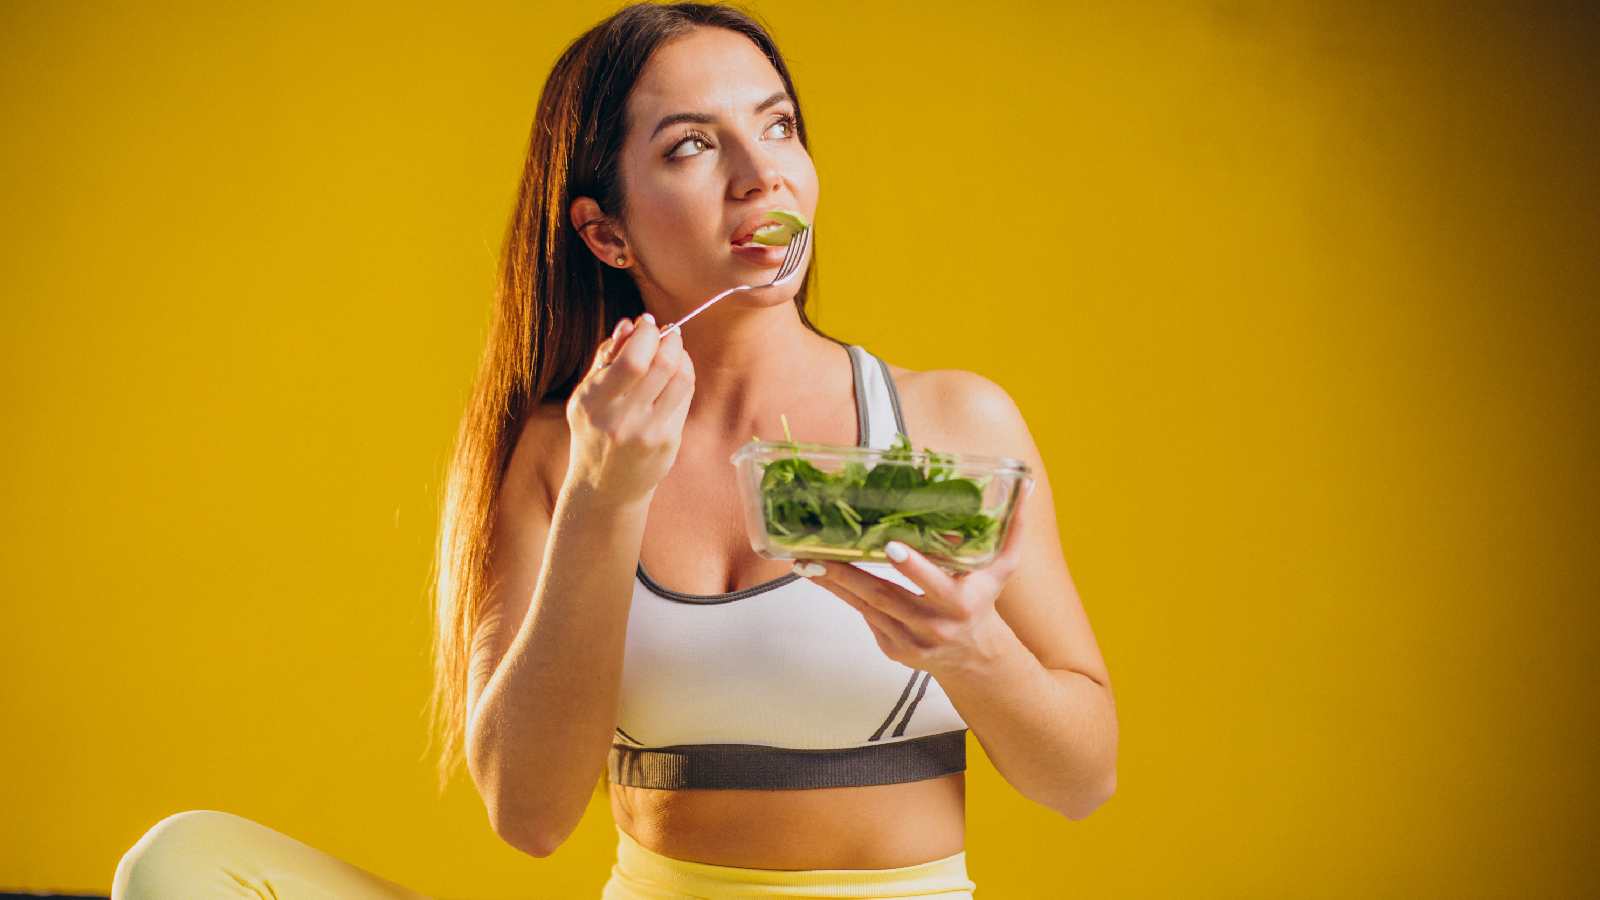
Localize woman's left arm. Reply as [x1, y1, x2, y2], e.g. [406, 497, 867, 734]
[797, 372, 1117, 820]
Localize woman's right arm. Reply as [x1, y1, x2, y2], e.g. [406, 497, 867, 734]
[467, 472, 650, 858]
[464, 315, 693, 857]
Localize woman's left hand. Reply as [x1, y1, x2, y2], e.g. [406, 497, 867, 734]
[794, 478, 1036, 675]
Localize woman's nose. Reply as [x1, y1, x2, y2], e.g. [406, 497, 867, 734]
[729, 142, 784, 198]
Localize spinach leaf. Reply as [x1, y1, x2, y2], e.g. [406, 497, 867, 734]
[754, 425, 1004, 564]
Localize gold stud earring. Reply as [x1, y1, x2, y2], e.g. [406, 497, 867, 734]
[615, 255, 626, 266]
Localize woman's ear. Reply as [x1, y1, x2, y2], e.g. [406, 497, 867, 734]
[570, 196, 629, 267]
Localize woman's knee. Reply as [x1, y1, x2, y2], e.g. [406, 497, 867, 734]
[112, 809, 267, 899]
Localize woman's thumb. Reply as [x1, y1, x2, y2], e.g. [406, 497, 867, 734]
[591, 318, 636, 372]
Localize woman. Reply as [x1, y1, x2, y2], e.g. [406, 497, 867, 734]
[113, 3, 1117, 897]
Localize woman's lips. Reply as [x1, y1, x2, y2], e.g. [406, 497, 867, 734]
[729, 241, 784, 265]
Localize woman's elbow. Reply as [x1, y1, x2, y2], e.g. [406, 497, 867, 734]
[1058, 771, 1117, 821]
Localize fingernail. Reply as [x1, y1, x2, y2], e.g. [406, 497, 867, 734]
[885, 541, 909, 562]
[612, 319, 627, 339]
[792, 561, 826, 578]
[641, 312, 655, 326]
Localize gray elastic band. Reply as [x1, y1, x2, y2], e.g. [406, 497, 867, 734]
[607, 729, 967, 790]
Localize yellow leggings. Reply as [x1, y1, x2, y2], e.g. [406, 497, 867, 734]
[113, 810, 436, 899]
[602, 824, 976, 899]
[113, 810, 978, 899]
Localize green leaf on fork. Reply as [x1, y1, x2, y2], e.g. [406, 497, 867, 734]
[749, 209, 809, 245]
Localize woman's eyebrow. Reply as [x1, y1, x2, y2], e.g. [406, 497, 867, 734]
[650, 90, 791, 140]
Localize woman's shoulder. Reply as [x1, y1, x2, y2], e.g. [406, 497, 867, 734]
[878, 356, 1010, 403]
[505, 400, 571, 509]
[876, 357, 1023, 454]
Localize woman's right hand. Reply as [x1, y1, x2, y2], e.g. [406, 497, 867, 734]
[565, 313, 696, 504]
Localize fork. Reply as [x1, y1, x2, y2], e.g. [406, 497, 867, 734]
[658, 224, 812, 339]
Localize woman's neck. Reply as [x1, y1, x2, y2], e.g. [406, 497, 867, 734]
[667, 310, 847, 445]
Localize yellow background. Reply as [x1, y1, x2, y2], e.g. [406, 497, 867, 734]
[3, 1, 1596, 897]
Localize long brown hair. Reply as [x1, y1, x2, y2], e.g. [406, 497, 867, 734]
[424, 2, 838, 796]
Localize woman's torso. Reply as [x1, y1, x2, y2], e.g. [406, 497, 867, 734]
[535, 340, 965, 870]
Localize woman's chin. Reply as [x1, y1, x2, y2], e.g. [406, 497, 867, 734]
[666, 265, 801, 314]
[738, 283, 800, 305]
[715, 263, 800, 304]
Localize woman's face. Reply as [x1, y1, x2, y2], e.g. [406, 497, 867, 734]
[606, 27, 818, 310]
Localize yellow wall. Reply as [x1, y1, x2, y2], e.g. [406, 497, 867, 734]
[3, 1, 1595, 896]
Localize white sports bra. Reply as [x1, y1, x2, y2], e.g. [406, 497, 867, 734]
[607, 343, 971, 790]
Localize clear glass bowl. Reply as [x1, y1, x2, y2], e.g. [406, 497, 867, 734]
[729, 436, 1033, 572]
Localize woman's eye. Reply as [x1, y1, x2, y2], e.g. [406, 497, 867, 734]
[765, 115, 797, 140]
[666, 115, 797, 161]
[668, 131, 712, 159]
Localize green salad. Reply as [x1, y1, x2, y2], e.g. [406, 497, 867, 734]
[752, 415, 1002, 562]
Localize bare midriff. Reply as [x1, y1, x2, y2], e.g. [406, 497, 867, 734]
[608, 772, 966, 870]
